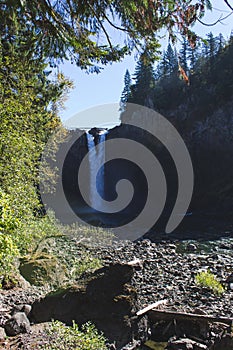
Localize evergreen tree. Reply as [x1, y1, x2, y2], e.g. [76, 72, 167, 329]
[158, 51, 169, 77]
[165, 44, 178, 75]
[0, 32, 70, 231]
[217, 33, 226, 53]
[0, 1, 216, 69]
[129, 52, 155, 107]
[187, 44, 199, 72]
[205, 32, 218, 63]
[179, 38, 188, 73]
[120, 69, 132, 111]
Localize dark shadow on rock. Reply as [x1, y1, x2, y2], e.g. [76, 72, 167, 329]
[29, 263, 148, 349]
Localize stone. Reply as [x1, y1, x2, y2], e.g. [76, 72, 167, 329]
[22, 304, 32, 316]
[5, 312, 30, 336]
[19, 252, 66, 286]
[13, 304, 32, 316]
[15, 274, 31, 289]
[0, 327, 6, 340]
[187, 243, 197, 252]
[29, 263, 148, 349]
[213, 333, 233, 350]
[226, 272, 233, 283]
[166, 338, 207, 350]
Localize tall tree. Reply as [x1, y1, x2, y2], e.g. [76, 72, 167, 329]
[166, 44, 178, 75]
[129, 52, 155, 107]
[187, 43, 200, 72]
[216, 33, 226, 53]
[179, 38, 188, 73]
[120, 69, 132, 111]
[158, 44, 178, 77]
[0, 37, 69, 231]
[206, 32, 218, 59]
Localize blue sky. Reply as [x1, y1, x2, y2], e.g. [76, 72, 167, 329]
[60, 1, 233, 128]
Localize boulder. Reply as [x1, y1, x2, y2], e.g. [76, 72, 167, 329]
[0, 327, 6, 340]
[13, 304, 32, 316]
[19, 252, 67, 287]
[5, 312, 30, 336]
[29, 263, 148, 349]
[166, 338, 207, 349]
[213, 333, 233, 350]
[186, 243, 197, 252]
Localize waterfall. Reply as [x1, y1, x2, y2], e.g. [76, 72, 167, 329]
[86, 131, 106, 210]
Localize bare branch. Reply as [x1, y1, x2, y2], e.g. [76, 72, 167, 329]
[224, 0, 233, 11]
[197, 11, 233, 26]
[87, 5, 114, 51]
[103, 14, 130, 33]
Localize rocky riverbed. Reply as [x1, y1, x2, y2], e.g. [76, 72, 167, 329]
[0, 236, 233, 349]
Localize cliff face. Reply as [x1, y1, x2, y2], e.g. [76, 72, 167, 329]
[180, 100, 233, 214]
[59, 101, 232, 230]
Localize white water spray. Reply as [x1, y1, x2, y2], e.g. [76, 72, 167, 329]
[86, 131, 107, 210]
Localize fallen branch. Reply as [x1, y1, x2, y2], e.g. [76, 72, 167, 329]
[148, 309, 233, 325]
[136, 300, 167, 316]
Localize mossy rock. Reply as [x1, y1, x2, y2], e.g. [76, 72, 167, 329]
[19, 253, 67, 286]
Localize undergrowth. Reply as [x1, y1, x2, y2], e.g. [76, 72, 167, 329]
[0, 211, 111, 288]
[195, 270, 225, 295]
[41, 320, 107, 350]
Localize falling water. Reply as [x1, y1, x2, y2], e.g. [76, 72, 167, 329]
[86, 131, 107, 210]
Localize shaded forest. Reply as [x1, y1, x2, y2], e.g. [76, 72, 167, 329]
[120, 32, 233, 215]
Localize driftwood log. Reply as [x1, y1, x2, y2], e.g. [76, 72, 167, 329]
[148, 309, 233, 325]
[136, 300, 167, 316]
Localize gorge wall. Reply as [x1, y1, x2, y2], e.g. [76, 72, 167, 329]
[58, 105, 233, 234]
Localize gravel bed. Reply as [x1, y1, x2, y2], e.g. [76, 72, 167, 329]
[0, 236, 232, 350]
[89, 238, 233, 318]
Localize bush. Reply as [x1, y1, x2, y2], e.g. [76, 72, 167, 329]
[195, 270, 225, 295]
[41, 320, 107, 350]
[0, 207, 63, 286]
[0, 205, 106, 288]
[16, 213, 62, 254]
[18, 218, 103, 288]
[0, 233, 19, 288]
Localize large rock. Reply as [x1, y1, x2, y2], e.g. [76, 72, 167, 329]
[29, 263, 148, 349]
[5, 312, 30, 336]
[213, 333, 233, 350]
[0, 327, 6, 340]
[166, 338, 207, 349]
[19, 252, 66, 287]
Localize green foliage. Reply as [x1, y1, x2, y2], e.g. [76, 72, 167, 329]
[17, 219, 104, 288]
[195, 271, 225, 295]
[121, 32, 233, 118]
[0, 1, 215, 69]
[0, 189, 21, 233]
[0, 48, 62, 225]
[0, 29, 72, 283]
[41, 320, 107, 350]
[127, 51, 156, 108]
[120, 69, 132, 111]
[0, 233, 19, 282]
[16, 214, 62, 255]
[69, 255, 103, 280]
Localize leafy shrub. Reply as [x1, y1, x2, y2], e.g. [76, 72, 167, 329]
[195, 270, 225, 295]
[0, 189, 20, 233]
[18, 219, 103, 288]
[0, 210, 63, 286]
[16, 213, 62, 254]
[41, 320, 107, 350]
[0, 233, 19, 284]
